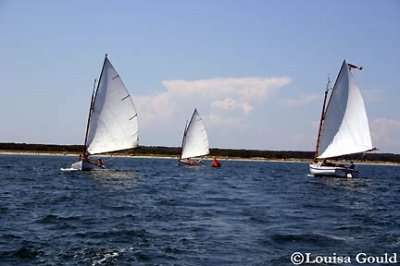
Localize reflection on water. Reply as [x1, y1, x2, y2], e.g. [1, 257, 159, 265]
[87, 169, 141, 191]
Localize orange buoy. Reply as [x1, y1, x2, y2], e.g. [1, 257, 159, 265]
[211, 157, 221, 167]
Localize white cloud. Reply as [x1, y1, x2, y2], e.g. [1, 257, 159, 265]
[162, 76, 292, 101]
[371, 118, 400, 152]
[134, 92, 178, 128]
[137, 76, 291, 126]
[207, 112, 247, 127]
[133, 76, 292, 147]
[211, 98, 253, 114]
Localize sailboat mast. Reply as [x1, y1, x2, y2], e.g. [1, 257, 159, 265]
[314, 78, 330, 162]
[83, 54, 108, 156]
[83, 79, 97, 156]
[178, 120, 189, 162]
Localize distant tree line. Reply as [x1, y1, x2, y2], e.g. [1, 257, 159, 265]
[0, 142, 83, 153]
[0, 142, 399, 163]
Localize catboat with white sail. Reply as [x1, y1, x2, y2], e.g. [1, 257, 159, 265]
[309, 60, 376, 178]
[179, 109, 210, 166]
[71, 54, 139, 170]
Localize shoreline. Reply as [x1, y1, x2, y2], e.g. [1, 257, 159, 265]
[0, 150, 398, 166]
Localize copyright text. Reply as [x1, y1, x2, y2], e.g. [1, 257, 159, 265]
[290, 252, 397, 265]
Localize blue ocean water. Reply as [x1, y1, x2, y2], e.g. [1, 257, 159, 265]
[0, 154, 399, 265]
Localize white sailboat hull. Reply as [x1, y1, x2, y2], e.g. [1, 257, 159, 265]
[71, 160, 105, 171]
[179, 158, 202, 166]
[309, 163, 359, 178]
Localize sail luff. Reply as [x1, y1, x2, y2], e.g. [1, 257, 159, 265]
[179, 120, 189, 161]
[83, 78, 100, 156]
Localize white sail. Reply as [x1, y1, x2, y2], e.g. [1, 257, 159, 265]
[317, 60, 373, 159]
[180, 109, 210, 159]
[86, 57, 139, 155]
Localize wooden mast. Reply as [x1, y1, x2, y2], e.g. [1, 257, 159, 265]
[314, 78, 330, 162]
[83, 54, 108, 157]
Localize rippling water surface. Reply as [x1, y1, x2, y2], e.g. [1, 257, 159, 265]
[0, 154, 399, 265]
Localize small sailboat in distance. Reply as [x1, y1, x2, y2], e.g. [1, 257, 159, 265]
[179, 108, 210, 166]
[71, 54, 139, 170]
[309, 60, 376, 178]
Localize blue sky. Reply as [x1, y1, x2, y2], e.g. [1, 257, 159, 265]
[1, 0, 399, 153]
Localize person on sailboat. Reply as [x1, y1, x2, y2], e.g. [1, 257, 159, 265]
[180, 158, 200, 165]
[77, 153, 87, 162]
[211, 157, 221, 167]
[321, 159, 336, 167]
[97, 158, 104, 167]
[77, 152, 102, 166]
[349, 161, 355, 169]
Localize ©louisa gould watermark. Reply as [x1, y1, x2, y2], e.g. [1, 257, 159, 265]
[290, 252, 398, 265]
